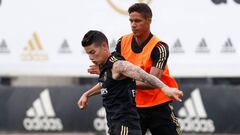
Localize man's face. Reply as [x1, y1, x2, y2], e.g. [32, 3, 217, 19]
[84, 43, 108, 65]
[129, 11, 151, 37]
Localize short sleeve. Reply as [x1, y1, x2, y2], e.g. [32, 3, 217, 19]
[151, 41, 169, 70]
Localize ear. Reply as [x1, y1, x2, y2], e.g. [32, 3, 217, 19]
[148, 18, 152, 24]
[102, 42, 109, 51]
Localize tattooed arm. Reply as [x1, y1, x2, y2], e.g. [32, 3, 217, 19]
[112, 60, 183, 101]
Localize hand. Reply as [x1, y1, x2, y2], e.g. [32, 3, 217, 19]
[77, 93, 88, 109]
[88, 65, 100, 75]
[162, 87, 183, 102]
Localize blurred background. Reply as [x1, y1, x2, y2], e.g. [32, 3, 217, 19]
[0, 0, 240, 135]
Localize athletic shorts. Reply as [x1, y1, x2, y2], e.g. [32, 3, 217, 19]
[108, 119, 142, 135]
[137, 102, 182, 135]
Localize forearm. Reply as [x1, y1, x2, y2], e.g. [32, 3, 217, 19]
[115, 61, 168, 90]
[84, 83, 101, 97]
[136, 69, 169, 90]
[136, 67, 163, 89]
[136, 81, 156, 89]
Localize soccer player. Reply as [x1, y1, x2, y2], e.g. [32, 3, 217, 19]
[88, 3, 182, 135]
[78, 30, 183, 135]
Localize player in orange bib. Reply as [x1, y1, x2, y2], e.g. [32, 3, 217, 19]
[116, 3, 182, 135]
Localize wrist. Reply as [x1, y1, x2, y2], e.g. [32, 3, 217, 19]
[83, 92, 90, 98]
[161, 85, 169, 92]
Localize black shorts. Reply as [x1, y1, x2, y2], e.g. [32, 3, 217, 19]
[108, 119, 142, 135]
[137, 102, 181, 135]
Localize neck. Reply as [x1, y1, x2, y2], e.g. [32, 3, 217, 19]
[101, 52, 111, 66]
[134, 30, 151, 45]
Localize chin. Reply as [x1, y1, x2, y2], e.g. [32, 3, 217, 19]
[133, 32, 140, 37]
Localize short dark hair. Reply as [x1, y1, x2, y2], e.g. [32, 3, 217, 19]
[128, 3, 152, 19]
[81, 30, 108, 47]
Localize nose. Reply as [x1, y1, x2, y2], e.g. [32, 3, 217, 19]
[89, 55, 94, 61]
[131, 22, 136, 28]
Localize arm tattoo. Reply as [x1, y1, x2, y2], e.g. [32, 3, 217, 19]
[114, 61, 169, 89]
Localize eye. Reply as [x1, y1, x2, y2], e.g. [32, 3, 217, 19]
[89, 50, 95, 54]
[87, 50, 95, 55]
[135, 19, 141, 23]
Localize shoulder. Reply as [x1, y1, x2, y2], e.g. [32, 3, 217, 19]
[155, 41, 168, 49]
[117, 37, 122, 44]
[121, 33, 134, 42]
[115, 38, 122, 53]
[107, 52, 125, 66]
[152, 41, 169, 53]
[111, 52, 125, 61]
